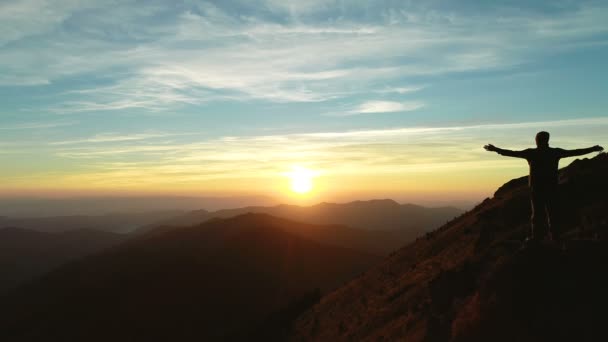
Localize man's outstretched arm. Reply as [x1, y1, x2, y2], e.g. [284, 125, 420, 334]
[560, 145, 604, 158]
[484, 144, 529, 158]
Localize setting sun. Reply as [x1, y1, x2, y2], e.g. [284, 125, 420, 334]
[287, 166, 316, 194]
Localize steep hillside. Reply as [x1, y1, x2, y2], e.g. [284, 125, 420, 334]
[0, 227, 125, 293]
[292, 154, 608, 342]
[0, 214, 379, 341]
[141, 200, 462, 255]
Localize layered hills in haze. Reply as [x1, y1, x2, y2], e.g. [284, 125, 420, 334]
[0, 200, 460, 300]
[0, 211, 183, 234]
[143, 200, 462, 255]
[0, 214, 378, 341]
[292, 154, 608, 342]
[0, 196, 275, 217]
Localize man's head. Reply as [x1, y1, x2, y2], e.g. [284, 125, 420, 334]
[536, 131, 550, 147]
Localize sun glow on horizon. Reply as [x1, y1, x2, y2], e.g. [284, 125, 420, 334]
[286, 166, 318, 195]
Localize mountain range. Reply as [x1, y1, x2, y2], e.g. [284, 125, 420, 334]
[0, 214, 378, 341]
[0, 200, 460, 300]
[142, 200, 462, 255]
[0, 211, 183, 234]
[0, 195, 275, 217]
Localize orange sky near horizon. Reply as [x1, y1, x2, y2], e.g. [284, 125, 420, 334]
[2, 118, 606, 205]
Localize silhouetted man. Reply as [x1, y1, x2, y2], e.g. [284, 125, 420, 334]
[484, 131, 603, 244]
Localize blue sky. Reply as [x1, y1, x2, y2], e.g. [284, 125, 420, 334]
[1, 0, 607, 202]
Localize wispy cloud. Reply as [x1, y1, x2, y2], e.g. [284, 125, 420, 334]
[1, 1, 607, 110]
[355, 101, 425, 114]
[0, 120, 77, 130]
[328, 100, 425, 116]
[50, 132, 188, 145]
[0, 0, 96, 46]
[376, 86, 426, 94]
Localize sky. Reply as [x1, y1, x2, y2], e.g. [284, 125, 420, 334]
[1, 0, 607, 205]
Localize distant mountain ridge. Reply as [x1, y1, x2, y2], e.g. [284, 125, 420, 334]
[152, 199, 461, 231]
[0, 195, 276, 217]
[0, 213, 379, 341]
[0, 211, 183, 234]
[291, 154, 608, 341]
[0, 199, 460, 298]
[142, 199, 462, 255]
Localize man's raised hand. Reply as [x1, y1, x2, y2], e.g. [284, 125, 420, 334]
[484, 144, 497, 152]
[593, 145, 604, 152]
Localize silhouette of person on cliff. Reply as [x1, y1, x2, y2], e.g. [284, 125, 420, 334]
[484, 131, 603, 245]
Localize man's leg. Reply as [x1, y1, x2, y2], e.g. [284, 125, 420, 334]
[545, 189, 560, 242]
[530, 191, 548, 241]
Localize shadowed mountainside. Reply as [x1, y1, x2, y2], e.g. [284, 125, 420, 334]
[0, 214, 379, 341]
[141, 200, 462, 255]
[291, 154, 608, 342]
[0, 227, 126, 294]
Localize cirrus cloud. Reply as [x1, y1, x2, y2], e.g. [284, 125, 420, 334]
[1, 1, 607, 112]
[327, 100, 426, 116]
